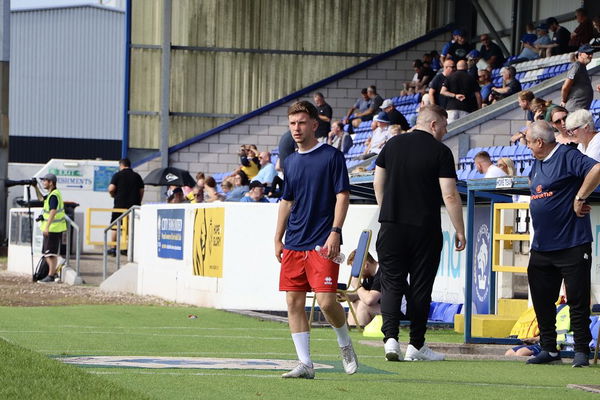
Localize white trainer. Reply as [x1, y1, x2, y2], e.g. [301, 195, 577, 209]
[384, 338, 402, 361]
[281, 362, 315, 379]
[404, 344, 445, 361]
[340, 343, 358, 374]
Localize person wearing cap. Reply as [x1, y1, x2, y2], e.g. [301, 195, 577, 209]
[545, 17, 571, 56]
[380, 99, 409, 131]
[445, 30, 474, 62]
[466, 49, 480, 80]
[439, 30, 459, 64]
[240, 181, 270, 203]
[478, 34, 505, 69]
[440, 60, 482, 124]
[34, 173, 67, 283]
[560, 44, 594, 112]
[358, 112, 390, 160]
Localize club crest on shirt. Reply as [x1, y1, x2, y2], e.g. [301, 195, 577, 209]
[536, 185, 543, 193]
[324, 276, 333, 285]
[531, 185, 553, 200]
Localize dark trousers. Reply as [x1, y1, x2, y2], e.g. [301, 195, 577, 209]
[376, 222, 442, 348]
[528, 243, 592, 354]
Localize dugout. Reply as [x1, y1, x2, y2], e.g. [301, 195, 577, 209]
[462, 176, 600, 345]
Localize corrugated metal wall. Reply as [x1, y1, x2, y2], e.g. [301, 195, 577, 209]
[129, 0, 431, 149]
[10, 6, 124, 142]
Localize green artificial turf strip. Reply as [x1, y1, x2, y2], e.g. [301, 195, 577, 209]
[0, 337, 148, 400]
[0, 305, 598, 400]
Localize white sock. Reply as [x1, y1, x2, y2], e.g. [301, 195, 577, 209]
[548, 352, 558, 357]
[333, 324, 351, 347]
[291, 332, 312, 368]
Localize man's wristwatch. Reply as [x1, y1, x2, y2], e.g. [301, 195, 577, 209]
[575, 195, 587, 202]
[331, 227, 342, 234]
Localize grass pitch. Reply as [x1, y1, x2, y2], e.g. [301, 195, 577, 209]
[0, 305, 598, 399]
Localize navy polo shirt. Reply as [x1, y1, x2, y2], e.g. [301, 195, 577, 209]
[529, 144, 598, 251]
[282, 143, 350, 251]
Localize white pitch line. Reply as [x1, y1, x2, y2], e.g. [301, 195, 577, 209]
[36, 325, 292, 331]
[0, 330, 334, 341]
[43, 350, 382, 359]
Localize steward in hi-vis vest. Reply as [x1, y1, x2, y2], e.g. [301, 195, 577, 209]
[34, 173, 67, 283]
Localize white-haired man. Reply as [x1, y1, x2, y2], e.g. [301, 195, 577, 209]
[566, 109, 600, 161]
[524, 120, 600, 367]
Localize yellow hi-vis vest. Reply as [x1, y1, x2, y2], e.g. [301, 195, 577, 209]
[555, 304, 570, 345]
[41, 189, 67, 233]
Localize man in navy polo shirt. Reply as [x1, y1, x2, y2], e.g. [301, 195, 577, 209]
[525, 121, 600, 367]
[274, 100, 356, 379]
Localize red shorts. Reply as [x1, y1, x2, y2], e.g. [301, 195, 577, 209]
[279, 249, 339, 293]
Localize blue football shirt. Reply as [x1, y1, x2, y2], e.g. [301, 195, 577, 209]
[529, 144, 598, 251]
[282, 143, 350, 251]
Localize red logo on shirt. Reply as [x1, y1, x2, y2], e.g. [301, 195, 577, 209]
[536, 185, 543, 193]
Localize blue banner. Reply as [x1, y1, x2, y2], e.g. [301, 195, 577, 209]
[157, 209, 185, 260]
[472, 206, 491, 314]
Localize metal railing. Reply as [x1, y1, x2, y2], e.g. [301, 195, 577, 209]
[103, 205, 140, 280]
[64, 214, 81, 278]
[86, 207, 128, 246]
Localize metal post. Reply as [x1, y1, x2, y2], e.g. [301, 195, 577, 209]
[128, 207, 135, 262]
[159, 0, 172, 170]
[103, 230, 108, 281]
[0, 0, 9, 245]
[464, 188, 476, 343]
[65, 225, 71, 267]
[470, 0, 511, 57]
[116, 220, 121, 271]
[121, 0, 132, 159]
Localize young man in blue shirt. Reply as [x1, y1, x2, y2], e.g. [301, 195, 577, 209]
[525, 121, 600, 367]
[274, 101, 355, 379]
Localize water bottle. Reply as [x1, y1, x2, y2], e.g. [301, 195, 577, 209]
[314, 245, 346, 264]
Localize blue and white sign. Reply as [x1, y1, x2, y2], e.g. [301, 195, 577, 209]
[472, 207, 491, 314]
[157, 209, 185, 260]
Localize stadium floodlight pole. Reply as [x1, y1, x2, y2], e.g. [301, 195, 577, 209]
[159, 0, 172, 172]
[0, 0, 9, 246]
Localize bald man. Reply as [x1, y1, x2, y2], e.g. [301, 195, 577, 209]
[440, 59, 482, 124]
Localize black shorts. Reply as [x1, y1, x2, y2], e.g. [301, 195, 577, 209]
[42, 232, 62, 255]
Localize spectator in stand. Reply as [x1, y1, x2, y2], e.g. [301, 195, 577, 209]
[240, 181, 270, 203]
[446, 29, 473, 61]
[343, 88, 372, 128]
[497, 157, 516, 176]
[186, 172, 204, 202]
[440, 60, 482, 124]
[474, 151, 507, 178]
[428, 59, 455, 108]
[530, 98, 556, 122]
[561, 44, 594, 112]
[440, 30, 459, 63]
[569, 8, 594, 51]
[166, 187, 185, 203]
[221, 180, 233, 196]
[353, 85, 383, 122]
[590, 17, 600, 47]
[203, 176, 224, 202]
[549, 106, 575, 146]
[225, 171, 250, 202]
[327, 121, 353, 154]
[545, 17, 571, 56]
[313, 92, 333, 140]
[466, 50, 480, 79]
[238, 145, 260, 180]
[189, 183, 204, 204]
[277, 131, 297, 173]
[345, 250, 382, 327]
[358, 112, 389, 160]
[510, 90, 535, 143]
[566, 109, 600, 161]
[479, 33, 505, 69]
[429, 51, 442, 72]
[380, 99, 410, 131]
[388, 124, 403, 137]
[490, 66, 521, 102]
[404, 59, 435, 93]
[514, 25, 551, 62]
[531, 24, 552, 57]
[252, 151, 278, 187]
[478, 69, 493, 106]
